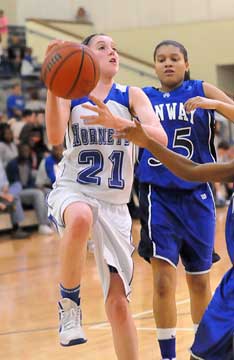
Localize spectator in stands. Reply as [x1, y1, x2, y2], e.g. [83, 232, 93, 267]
[0, 10, 8, 49]
[214, 140, 234, 207]
[18, 109, 37, 142]
[20, 47, 34, 76]
[8, 34, 25, 74]
[6, 143, 54, 236]
[0, 124, 18, 167]
[0, 159, 29, 239]
[35, 110, 49, 147]
[75, 6, 91, 23]
[36, 144, 63, 192]
[9, 108, 34, 145]
[6, 82, 25, 120]
[27, 127, 50, 170]
[26, 90, 45, 112]
[0, 34, 3, 59]
[21, 47, 40, 78]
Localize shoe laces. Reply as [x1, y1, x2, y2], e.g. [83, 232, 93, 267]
[61, 306, 81, 331]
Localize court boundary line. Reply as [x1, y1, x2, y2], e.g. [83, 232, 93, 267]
[89, 297, 191, 330]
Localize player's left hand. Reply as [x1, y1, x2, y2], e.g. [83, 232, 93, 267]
[81, 95, 119, 129]
[115, 118, 150, 148]
[184, 96, 218, 112]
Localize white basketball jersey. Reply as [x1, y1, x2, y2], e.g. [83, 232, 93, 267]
[55, 83, 134, 204]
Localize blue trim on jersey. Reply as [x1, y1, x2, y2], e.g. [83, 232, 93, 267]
[226, 195, 234, 264]
[138, 80, 216, 190]
[70, 83, 130, 110]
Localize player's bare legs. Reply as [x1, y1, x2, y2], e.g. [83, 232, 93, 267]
[151, 259, 177, 327]
[58, 202, 93, 346]
[61, 202, 93, 287]
[186, 272, 212, 324]
[105, 273, 139, 360]
[151, 258, 177, 359]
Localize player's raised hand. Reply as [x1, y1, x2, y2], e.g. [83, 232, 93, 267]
[184, 96, 218, 113]
[81, 95, 119, 129]
[115, 118, 151, 148]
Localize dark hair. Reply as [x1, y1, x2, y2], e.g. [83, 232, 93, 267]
[82, 33, 106, 46]
[217, 140, 230, 150]
[153, 40, 190, 80]
[22, 109, 33, 117]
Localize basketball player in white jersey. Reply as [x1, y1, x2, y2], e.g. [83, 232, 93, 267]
[45, 34, 167, 359]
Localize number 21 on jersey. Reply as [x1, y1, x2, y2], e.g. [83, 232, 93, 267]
[77, 150, 125, 189]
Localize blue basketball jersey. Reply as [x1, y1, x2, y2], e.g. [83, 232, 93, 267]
[137, 80, 216, 189]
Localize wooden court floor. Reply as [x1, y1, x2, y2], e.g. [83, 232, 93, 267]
[0, 207, 230, 360]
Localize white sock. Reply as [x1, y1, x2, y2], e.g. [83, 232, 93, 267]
[193, 323, 199, 334]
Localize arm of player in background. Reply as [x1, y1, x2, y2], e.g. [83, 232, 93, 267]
[115, 119, 234, 183]
[184, 82, 234, 121]
[45, 90, 71, 145]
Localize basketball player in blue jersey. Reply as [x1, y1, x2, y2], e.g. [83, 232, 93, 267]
[45, 34, 167, 359]
[114, 113, 234, 359]
[132, 40, 234, 360]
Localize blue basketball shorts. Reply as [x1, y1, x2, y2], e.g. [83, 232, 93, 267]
[138, 183, 216, 272]
[191, 267, 234, 359]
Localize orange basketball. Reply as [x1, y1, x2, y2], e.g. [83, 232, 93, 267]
[41, 42, 100, 99]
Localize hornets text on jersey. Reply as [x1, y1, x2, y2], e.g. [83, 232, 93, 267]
[53, 83, 134, 204]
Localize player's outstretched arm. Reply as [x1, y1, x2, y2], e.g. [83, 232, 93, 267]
[81, 90, 167, 146]
[184, 82, 234, 121]
[44, 40, 71, 145]
[129, 87, 167, 146]
[45, 91, 71, 145]
[116, 119, 234, 183]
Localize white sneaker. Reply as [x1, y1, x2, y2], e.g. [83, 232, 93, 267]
[58, 298, 87, 346]
[38, 224, 54, 235]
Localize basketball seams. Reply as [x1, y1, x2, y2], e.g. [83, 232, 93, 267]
[49, 50, 83, 92]
[41, 43, 99, 99]
[41, 43, 80, 83]
[84, 50, 98, 86]
[66, 47, 85, 98]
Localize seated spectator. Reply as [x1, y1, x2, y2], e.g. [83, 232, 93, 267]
[6, 82, 25, 120]
[36, 144, 63, 192]
[18, 109, 37, 143]
[26, 90, 45, 112]
[27, 127, 50, 170]
[21, 47, 40, 78]
[6, 143, 54, 235]
[213, 140, 233, 207]
[0, 159, 29, 239]
[9, 108, 35, 145]
[8, 34, 25, 74]
[35, 110, 49, 147]
[0, 124, 18, 167]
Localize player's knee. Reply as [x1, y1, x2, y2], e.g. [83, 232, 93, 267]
[65, 209, 92, 234]
[105, 295, 129, 324]
[153, 273, 174, 297]
[189, 276, 210, 294]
